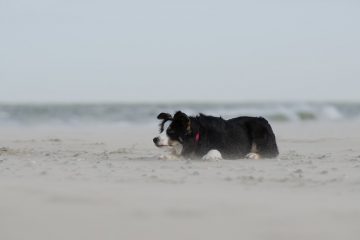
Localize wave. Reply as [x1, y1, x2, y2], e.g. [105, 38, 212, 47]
[0, 102, 359, 125]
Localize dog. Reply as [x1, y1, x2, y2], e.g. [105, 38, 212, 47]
[153, 111, 279, 160]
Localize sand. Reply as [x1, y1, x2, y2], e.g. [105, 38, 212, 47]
[1, 122, 360, 240]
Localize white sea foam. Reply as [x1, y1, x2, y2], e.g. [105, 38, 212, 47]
[321, 105, 343, 120]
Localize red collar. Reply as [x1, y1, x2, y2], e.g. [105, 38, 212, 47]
[195, 132, 200, 143]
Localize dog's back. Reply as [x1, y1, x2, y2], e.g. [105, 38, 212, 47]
[193, 115, 278, 159]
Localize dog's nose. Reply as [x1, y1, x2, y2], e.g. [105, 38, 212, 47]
[153, 137, 159, 144]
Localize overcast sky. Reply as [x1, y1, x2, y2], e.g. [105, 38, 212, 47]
[1, 0, 359, 103]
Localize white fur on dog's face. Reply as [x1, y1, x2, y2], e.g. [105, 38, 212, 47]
[154, 121, 183, 155]
[156, 121, 171, 146]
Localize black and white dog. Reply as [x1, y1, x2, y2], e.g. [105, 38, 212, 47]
[153, 111, 279, 160]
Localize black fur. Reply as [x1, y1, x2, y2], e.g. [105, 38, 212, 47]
[154, 111, 279, 159]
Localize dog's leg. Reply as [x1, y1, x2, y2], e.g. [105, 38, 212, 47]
[172, 143, 183, 156]
[245, 143, 261, 159]
[202, 149, 223, 161]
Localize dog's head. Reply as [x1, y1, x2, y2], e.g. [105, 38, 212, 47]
[153, 111, 191, 154]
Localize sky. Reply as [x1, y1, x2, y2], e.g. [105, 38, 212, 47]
[1, 0, 359, 103]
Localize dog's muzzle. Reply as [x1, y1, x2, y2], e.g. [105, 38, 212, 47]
[153, 137, 167, 147]
[153, 137, 159, 145]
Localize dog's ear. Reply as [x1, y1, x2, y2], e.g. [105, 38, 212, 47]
[157, 112, 172, 120]
[174, 111, 191, 133]
[158, 112, 173, 133]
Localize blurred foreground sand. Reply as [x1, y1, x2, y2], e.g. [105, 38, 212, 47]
[1, 122, 360, 240]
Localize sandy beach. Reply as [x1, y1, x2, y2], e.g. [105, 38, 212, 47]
[2, 0, 360, 238]
[1, 121, 360, 240]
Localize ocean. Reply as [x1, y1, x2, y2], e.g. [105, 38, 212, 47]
[0, 102, 359, 126]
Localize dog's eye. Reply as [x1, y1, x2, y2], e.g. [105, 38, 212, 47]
[167, 129, 175, 135]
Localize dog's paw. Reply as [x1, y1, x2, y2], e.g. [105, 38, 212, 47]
[202, 150, 223, 161]
[245, 153, 261, 160]
[159, 154, 179, 160]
